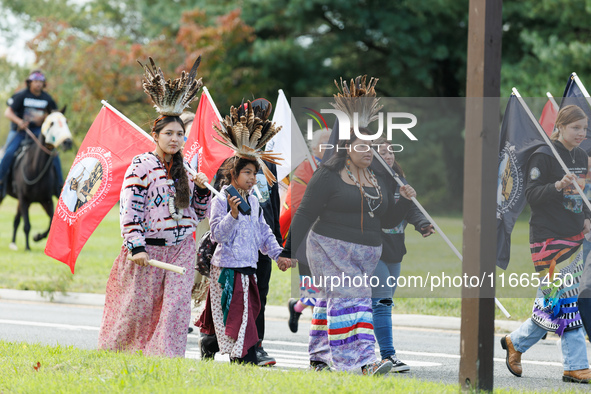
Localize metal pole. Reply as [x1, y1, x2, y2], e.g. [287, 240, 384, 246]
[460, 0, 502, 391]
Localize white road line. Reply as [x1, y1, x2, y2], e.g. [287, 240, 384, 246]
[0, 319, 99, 331]
[2, 319, 563, 369]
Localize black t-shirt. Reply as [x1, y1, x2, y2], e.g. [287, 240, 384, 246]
[525, 140, 591, 242]
[7, 88, 57, 130]
[280, 166, 412, 258]
[380, 180, 430, 263]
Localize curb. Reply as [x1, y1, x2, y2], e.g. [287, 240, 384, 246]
[0, 289, 522, 333]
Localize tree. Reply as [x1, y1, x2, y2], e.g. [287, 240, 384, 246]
[5, 0, 591, 212]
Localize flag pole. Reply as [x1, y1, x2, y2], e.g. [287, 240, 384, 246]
[278, 89, 318, 172]
[546, 92, 559, 111]
[101, 100, 223, 199]
[512, 88, 591, 213]
[371, 149, 511, 318]
[202, 86, 224, 123]
[572, 73, 591, 108]
[101, 100, 154, 143]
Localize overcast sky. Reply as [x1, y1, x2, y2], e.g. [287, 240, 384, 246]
[0, 8, 36, 66]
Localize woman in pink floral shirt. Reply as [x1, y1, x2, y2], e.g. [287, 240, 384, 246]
[98, 115, 210, 357]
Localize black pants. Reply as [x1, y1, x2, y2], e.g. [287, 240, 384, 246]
[256, 252, 272, 341]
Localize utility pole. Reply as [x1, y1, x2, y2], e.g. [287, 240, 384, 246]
[460, 0, 503, 391]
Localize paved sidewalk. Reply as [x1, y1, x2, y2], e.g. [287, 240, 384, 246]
[0, 288, 522, 333]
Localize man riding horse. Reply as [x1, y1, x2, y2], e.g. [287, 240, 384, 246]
[0, 70, 63, 197]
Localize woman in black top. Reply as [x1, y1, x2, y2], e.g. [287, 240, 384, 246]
[280, 130, 415, 375]
[501, 105, 591, 383]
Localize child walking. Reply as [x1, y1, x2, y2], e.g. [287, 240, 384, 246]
[196, 101, 294, 363]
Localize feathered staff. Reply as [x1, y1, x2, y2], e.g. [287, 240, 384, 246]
[213, 100, 283, 185]
[332, 75, 383, 128]
[137, 56, 203, 116]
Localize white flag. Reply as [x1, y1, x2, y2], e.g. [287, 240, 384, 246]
[268, 89, 315, 183]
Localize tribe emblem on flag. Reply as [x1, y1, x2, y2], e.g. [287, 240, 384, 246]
[45, 106, 155, 273]
[60, 148, 110, 217]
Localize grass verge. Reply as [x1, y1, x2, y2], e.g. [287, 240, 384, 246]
[0, 340, 519, 393]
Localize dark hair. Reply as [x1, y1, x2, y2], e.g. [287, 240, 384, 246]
[219, 156, 260, 187]
[152, 116, 190, 209]
[323, 128, 395, 193]
[374, 137, 405, 177]
[323, 127, 384, 172]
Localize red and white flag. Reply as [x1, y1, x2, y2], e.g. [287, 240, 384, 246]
[539, 96, 559, 136]
[184, 87, 232, 180]
[45, 106, 154, 273]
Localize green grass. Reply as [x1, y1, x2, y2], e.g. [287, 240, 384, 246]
[0, 196, 535, 321]
[0, 340, 521, 393]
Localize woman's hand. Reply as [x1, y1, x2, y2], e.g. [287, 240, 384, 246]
[227, 194, 240, 219]
[584, 219, 591, 235]
[129, 252, 149, 266]
[555, 173, 577, 191]
[420, 224, 435, 238]
[276, 257, 297, 271]
[399, 184, 416, 200]
[193, 172, 209, 189]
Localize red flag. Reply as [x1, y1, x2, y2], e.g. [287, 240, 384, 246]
[539, 99, 558, 136]
[184, 90, 233, 180]
[45, 107, 154, 273]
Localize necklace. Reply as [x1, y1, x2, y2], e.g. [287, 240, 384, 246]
[345, 159, 382, 218]
[569, 148, 576, 164]
[155, 152, 183, 222]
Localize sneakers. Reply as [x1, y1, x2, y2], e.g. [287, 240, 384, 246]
[500, 335, 522, 377]
[255, 340, 276, 366]
[288, 299, 302, 333]
[361, 359, 393, 376]
[310, 360, 331, 372]
[384, 355, 410, 373]
[563, 368, 591, 384]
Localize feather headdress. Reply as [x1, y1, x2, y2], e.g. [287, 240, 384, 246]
[213, 99, 283, 185]
[332, 75, 382, 128]
[138, 56, 203, 116]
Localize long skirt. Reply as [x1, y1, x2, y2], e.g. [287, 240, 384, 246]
[530, 233, 584, 335]
[98, 237, 195, 357]
[306, 230, 381, 371]
[208, 264, 260, 359]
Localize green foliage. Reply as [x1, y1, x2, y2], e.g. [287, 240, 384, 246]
[3, 1, 591, 212]
[501, 0, 591, 97]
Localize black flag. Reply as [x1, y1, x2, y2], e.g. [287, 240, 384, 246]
[497, 95, 545, 269]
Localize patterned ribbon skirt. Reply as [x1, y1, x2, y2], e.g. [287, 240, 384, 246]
[530, 233, 585, 336]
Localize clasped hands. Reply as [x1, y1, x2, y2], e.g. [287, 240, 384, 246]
[277, 256, 297, 272]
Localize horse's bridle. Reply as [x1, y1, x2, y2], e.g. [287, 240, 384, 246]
[20, 126, 59, 185]
[24, 126, 53, 155]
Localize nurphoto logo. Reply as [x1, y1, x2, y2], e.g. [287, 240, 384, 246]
[304, 108, 418, 152]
